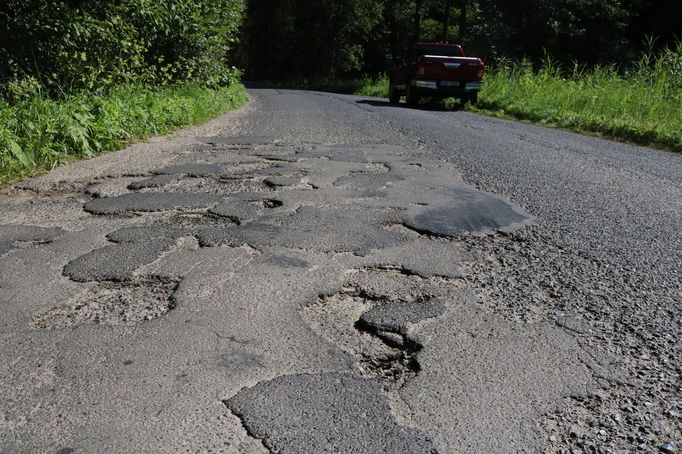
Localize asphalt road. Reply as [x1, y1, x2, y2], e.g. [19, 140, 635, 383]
[1, 87, 680, 453]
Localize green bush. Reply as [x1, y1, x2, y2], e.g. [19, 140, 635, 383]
[0, 0, 244, 92]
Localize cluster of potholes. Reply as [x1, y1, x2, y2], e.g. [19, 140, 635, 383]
[301, 267, 453, 385]
[2, 139, 535, 452]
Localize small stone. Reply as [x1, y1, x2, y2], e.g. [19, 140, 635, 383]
[549, 435, 557, 442]
[659, 443, 676, 453]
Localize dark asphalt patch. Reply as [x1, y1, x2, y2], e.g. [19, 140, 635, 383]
[84, 192, 224, 215]
[63, 239, 176, 282]
[402, 187, 530, 236]
[225, 372, 438, 453]
[358, 298, 446, 335]
[106, 226, 189, 243]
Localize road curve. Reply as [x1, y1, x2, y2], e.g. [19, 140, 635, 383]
[0, 87, 680, 453]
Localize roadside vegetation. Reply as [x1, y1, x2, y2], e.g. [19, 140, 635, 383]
[0, 82, 246, 184]
[475, 44, 682, 151]
[0, 0, 246, 184]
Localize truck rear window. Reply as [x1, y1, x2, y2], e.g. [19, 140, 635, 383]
[414, 45, 463, 57]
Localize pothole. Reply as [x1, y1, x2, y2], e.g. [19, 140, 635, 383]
[32, 276, 180, 329]
[225, 161, 278, 174]
[156, 176, 272, 194]
[364, 162, 391, 173]
[253, 199, 283, 209]
[300, 268, 450, 385]
[152, 211, 237, 229]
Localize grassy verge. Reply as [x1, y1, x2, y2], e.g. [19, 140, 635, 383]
[473, 51, 682, 152]
[0, 82, 247, 184]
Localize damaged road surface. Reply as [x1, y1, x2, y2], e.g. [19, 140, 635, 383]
[1, 87, 680, 453]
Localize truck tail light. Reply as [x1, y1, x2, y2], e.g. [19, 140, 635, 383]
[417, 63, 425, 76]
[476, 59, 484, 79]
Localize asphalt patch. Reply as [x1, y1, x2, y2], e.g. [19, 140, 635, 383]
[63, 239, 176, 282]
[402, 187, 529, 236]
[225, 372, 437, 453]
[84, 192, 223, 215]
[357, 299, 446, 335]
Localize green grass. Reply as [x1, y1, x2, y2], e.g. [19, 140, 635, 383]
[0, 82, 247, 184]
[473, 47, 682, 152]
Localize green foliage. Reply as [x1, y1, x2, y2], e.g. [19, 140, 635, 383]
[0, 0, 245, 92]
[0, 83, 247, 183]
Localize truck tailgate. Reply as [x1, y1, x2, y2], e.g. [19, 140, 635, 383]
[420, 56, 481, 80]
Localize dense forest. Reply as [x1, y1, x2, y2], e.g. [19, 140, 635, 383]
[240, 0, 681, 80]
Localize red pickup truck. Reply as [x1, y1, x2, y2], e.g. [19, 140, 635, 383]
[388, 42, 484, 106]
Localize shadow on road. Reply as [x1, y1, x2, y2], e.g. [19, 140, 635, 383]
[356, 99, 461, 112]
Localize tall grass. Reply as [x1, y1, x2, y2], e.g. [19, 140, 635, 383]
[0, 82, 247, 184]
[476, 43, 682, 151]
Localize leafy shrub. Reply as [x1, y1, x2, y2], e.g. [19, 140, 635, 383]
[0, 0, 244, 93]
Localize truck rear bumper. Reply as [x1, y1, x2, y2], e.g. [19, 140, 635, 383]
[414, 80, 482, 96]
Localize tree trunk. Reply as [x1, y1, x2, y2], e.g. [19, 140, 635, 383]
[415, 0, 422, 41]
[459, 0, 467, 43]
[387, 0, 397, 64]
[442, 0, 452, 41]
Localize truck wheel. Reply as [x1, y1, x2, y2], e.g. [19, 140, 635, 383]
[406, 84, 419, 107]
[388, 85, 400, 104]
[468, 92, 478, 105]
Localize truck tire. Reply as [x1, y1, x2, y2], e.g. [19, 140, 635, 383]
[406, 84, 419, 107]
[460, 92, 478, 106]
[388, 85, 400, 104]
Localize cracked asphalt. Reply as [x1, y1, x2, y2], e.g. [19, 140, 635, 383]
[0, 87, 680, 453]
